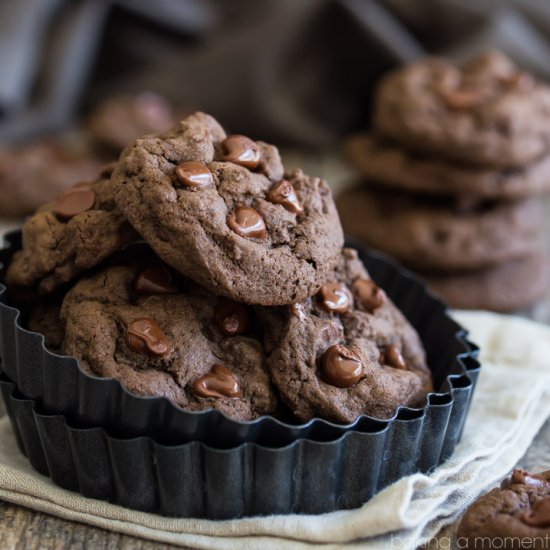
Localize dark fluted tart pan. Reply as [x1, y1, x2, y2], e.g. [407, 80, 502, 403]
[0, 368, 478, 518]
[0, 230, 480, 449]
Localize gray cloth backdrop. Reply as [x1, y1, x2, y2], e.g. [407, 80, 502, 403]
[1, 0, 550, 146]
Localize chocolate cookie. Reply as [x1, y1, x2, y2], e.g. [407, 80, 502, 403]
[0, 139, 101, 218]
[27, 299, 64, 351]
[423, 253, 549, 312]
[60, 262, 278, 421]
[457, 469, 550, 548]
[374, 50, 550, 168]
[112, 112, 343, 305]
[345, 134, 550, 200]
[258, 248, 432, 423]
[87, 92, 176, 154]
[336, 185, 542, 271]
[6, 168, 137, 297]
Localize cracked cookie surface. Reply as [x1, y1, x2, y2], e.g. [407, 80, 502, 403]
[111, 112, 343, 305]
[258, 248, 432, 423]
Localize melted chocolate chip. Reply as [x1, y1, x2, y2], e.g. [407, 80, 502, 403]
[318, 283, 353, 314]
[125, 318, 169, 357]
[175, 161, 213, 189]
[53, 186, 96, 220]
[227, 206, 267, 239]
[321, 344, 364, 388]
[221, 135, 260, 169]
[522, 497, 550, 528]
[289, 301, 308, 321]
[351, 278, 386, 313]
[383, 344, 407, 370]
[193, 364, 241, 399]
[267, 180, 304, 214]
[501, 469, 550, 490]
[214, 298, 250, 335]
[134, 265, 178, 295]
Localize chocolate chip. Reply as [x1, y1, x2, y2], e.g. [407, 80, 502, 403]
[521, 497, 550, 528]
[99, 162, 117, 178]
[440, 87, 488, 110]
[192, 364, 241, 399]
[125, 318, 169, 357]
[267, 180, 304, 214]
[134, 265, 178, 295]
[318, 283, 353, 314]
[383, 344, 407, 370]
[501, 469, 550, 490]
[289, 301, 308, 321]
[53, 186, 96, 221]
[227, 206, 267, 239]
[214, 298, 250, 335]
[321, 344, 364, 388]
[351, 278, 386, 313]
[175, 161, 213, 189]
[221, 135, 260, 169]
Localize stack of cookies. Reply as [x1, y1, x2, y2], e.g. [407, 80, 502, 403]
[340, 51, 550, 313]
[5, 112, 433, 424]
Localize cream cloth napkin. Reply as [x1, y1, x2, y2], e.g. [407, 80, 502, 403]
[0, 311, 549, 549]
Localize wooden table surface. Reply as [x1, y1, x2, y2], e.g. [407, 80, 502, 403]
[1, 151, 549, 549]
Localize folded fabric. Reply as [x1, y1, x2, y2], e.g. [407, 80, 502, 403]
[0, 311, 549, 549]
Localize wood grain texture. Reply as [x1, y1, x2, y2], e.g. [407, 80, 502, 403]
[0, 501, 184, 549]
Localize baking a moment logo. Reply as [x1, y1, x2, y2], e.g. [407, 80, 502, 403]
[391, 533, 550, 549]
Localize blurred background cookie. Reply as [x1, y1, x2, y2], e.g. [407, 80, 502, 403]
[344, 134, 550, 200]
[337, 186, 542, 271]
[0, 138, 101, 218]
[341, 50, 550, 313]
[424, 254, 550, 313]
[86, 92, 181, 156]
[373, 51, 550, 168]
